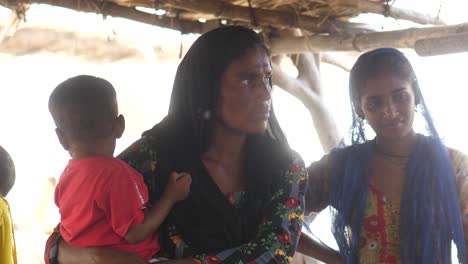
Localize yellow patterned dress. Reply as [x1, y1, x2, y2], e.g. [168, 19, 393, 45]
[0, 196, 17, 264]
[306, 148, 468, 263]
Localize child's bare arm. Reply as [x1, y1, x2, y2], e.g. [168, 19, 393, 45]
[124, 172, 191, 244]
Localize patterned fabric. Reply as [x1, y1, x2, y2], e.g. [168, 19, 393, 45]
[119, 136, 307, 264]
[44, 225, 61, 264]
[306, 148, 468, 263]
[359, 185, 401, 264]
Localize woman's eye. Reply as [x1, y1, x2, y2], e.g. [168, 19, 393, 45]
[241, 79, 251, 86]
[394, 92, 409, 103]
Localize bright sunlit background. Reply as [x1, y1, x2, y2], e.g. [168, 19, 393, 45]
[0, 1, 467, 262]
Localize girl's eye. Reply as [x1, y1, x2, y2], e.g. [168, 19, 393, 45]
[365, 97, 381, 110]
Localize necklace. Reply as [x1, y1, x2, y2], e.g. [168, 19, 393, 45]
[374, 145, 411, 160]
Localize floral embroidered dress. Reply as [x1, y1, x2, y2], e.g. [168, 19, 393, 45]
[117, 134, 307, 264]
[306, 148, 468, 263]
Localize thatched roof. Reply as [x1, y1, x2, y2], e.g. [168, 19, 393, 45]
[0, 0, 467, 56]
[0, 0, 447, 34]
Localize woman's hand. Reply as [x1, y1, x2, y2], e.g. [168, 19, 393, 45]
[158, 258, 194, 264]
[57, 239, 147, 264]
[296, 233, 343, 264]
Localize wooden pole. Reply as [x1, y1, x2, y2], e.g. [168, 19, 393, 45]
[352, 0, 446, 25]
[269, 23, 468, 54]
[415, 33, 468, 56]
[0, 0, 204, 34]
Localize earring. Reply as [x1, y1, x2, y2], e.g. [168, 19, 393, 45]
[202, 110, 211, 120]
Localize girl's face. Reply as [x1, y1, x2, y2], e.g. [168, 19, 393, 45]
[358, 73, 416, 141]
[216, 47, 272, 134]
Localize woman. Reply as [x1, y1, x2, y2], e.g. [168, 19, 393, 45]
[45, 26, 307, 264]
[303, 48, 467, 263]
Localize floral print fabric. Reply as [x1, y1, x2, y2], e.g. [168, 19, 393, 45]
[119, 135, 307, 264]
[306, 148, 468, 263]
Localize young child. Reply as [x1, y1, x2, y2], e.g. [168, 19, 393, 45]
[0, 145, 17, 264]
[49, 75, 191, 261]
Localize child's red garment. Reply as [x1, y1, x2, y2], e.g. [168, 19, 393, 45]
[55, 157, 159, 260]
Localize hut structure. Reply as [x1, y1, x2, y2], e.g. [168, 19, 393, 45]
[1, 0, 466, 153]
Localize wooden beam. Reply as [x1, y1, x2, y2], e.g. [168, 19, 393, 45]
[0, 0, 204, 34]
[350, 0, 446, 25]
[157, 0, 374, 34]
[269, 23, 468, 54]
[415, 33, 468, 56]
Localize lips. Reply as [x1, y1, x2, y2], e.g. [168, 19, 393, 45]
[253, 105, 270, 120]
[383, 118, 404, 127]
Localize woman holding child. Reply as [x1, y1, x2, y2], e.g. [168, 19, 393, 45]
[45, 26, 307, 264]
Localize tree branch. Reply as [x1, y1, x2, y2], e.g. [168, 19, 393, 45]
[0, 0, 204, 34]
[273, 54, 341, 152]
[269, 23, 468, 54]
[351, 0, 446, 25]
[415, 33, 468, 56]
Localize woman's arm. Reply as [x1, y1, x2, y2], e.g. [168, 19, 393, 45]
[449, 149, 468, 259]
[44, 230, 147, 264]
[296, 234, 342, 264]
[193, 153, 307, 264]
[305, 154, 332, 214]
[58, 240, 147, 264]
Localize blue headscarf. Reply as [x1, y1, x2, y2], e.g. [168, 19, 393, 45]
[331, 48, 466, 263]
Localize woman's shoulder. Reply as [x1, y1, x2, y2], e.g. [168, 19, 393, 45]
[117, 135, 160, 173]
[447, 147, 468, 183]
[448, 147, 468, 164]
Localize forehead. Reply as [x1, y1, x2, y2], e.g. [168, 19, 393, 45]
[227, 47, 271, 72]
[361, 74, 412, 96]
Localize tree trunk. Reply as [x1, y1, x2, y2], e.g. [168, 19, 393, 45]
[271, 30, 341, 153]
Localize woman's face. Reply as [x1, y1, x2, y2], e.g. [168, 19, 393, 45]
[358, 73, 416, 141]
[217, 47, 272, 134]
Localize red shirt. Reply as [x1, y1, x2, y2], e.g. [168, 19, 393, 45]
[55, 157, 159, 260]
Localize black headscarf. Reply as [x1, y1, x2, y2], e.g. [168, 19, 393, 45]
[142, 26, 294, 255]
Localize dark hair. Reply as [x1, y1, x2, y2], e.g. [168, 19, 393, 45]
[348, 48, 433, 144]
[0, 145, 15, 197]
[48, 75, 118, 142]
[166, 25, 286, 153]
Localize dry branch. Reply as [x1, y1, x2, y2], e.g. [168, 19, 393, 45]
[0, 0, 204, 34]
[158, 0, 373, 33]
[321, 53, 352, 71]
[269, 23, 468, 54]
[415, 33, 468, 56]
[352, 0, 445, 25]
[272, 54, 341, 152]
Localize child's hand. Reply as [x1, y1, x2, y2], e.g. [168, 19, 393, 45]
[164, 172, 192, 202]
